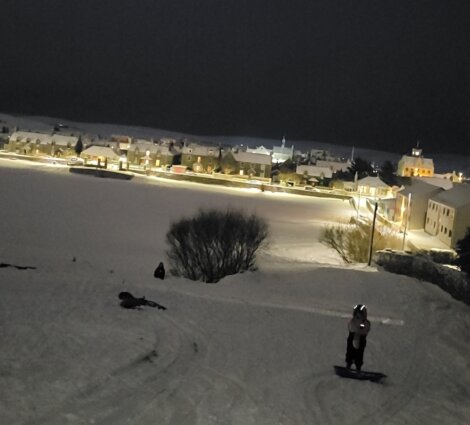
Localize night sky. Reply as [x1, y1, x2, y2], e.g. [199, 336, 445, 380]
[1, 0, 469, 154]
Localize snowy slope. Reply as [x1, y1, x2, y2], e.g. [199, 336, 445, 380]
[1, 159, 470, 425]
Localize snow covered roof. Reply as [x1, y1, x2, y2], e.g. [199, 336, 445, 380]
[81, 146, 120, 160]
[182, 144, 220, 156]
[316, 159, 351, 172]
[9, 131, 79, 147]
[357, 176, 391, 188]
[128, 141, 172, 155]
[232, 151, 272, 166]
[414, 176, 453, 190]
[246, 145, 272, 155]
[430, 184, 470, 208]
[296, 165, 333, 178]
[399, 178, 444, 197]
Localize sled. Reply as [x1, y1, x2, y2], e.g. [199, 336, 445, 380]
[333, 365, 387, 382]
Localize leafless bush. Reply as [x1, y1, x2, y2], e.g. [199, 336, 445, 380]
[320, 220, 402, 263]
[166, 209, 268, 283]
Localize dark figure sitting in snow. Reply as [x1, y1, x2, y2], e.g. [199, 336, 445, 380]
[118, 291, 166, 310]
[345, 304, 371, 371]
[154, 262, 165, 280]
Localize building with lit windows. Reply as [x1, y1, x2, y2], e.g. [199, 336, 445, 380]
[394, 179, 443, 230]
[397, 147, 434, 177]
[425, 184, 470, 248]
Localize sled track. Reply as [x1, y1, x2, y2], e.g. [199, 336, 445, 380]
[354, 280, 432, 425]
[159, 289, 405, 326]
[302, 374, 337, 425]
[25, 310, 208, 425]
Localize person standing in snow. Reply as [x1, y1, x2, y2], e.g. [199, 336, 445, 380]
[345, 304, 371, 371]
[154, 262, 165, 280]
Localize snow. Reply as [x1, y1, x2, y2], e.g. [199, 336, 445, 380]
[1, 157, 470, 424]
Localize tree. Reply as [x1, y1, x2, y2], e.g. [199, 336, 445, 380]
[455, 228, 470, 274]
[166, 209, 268, 283]
[219, 151, 238, 174]
[348, 157, 374, 180]
[74, 136, 83, 157]
[278, 158, 296, 173]
[379, 161, 397, 186]
[320, 221, 402, 263]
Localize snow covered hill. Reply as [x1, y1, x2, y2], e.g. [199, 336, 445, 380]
[1, 158, 470, 424]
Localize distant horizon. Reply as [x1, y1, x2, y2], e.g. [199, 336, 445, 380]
[0, 110, 462, 158]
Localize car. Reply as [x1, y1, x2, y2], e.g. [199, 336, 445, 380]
[67, 157, 84, 166]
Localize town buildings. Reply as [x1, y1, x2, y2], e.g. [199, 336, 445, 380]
[6, 131, 80, 158]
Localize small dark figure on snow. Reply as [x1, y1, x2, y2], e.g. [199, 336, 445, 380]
[119, 291, 144, 309]
[118, 291, 167, 310]
[154, 262, 165, 280]
[345, 304, 371, 371]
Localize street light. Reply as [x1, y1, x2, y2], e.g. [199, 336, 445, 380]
[402, 193, 412, 250]
[367, 202, 378, 266]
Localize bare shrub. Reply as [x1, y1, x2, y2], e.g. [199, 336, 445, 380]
[166, 209, 268, 283]
[320, 220, 402, 263]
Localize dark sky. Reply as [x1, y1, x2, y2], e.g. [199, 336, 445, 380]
[1, 0, 469, 154]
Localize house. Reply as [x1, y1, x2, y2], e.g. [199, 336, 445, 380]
[296, 165, 333, 183]
[316, 159, 351, 174]
[6, 131, 80, 157]
[394, 179, 444, 230]
[424, 184, 470, 248]
[246, 145, 272, 156]
[220, 150, 272, 179]
[414, 176, 453, 190]
[181, 143, 220, 173]
[127, 140, 175, 169]
[272, 137, 294, 164]
[356, 176, 394, 198]
[81, 146, 120, 168]
[309, 149, 330, 161]
[110, 135, 133, 152]
[397, 147, 434, 177]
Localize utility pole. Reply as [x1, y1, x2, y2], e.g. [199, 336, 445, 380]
[402, 193, 412, 250]
[368, 202, 378, 266]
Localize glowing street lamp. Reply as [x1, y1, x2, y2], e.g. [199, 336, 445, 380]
[402, 193, 412, 250]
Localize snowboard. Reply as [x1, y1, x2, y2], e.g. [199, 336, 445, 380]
[334, 365, 387, 382]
